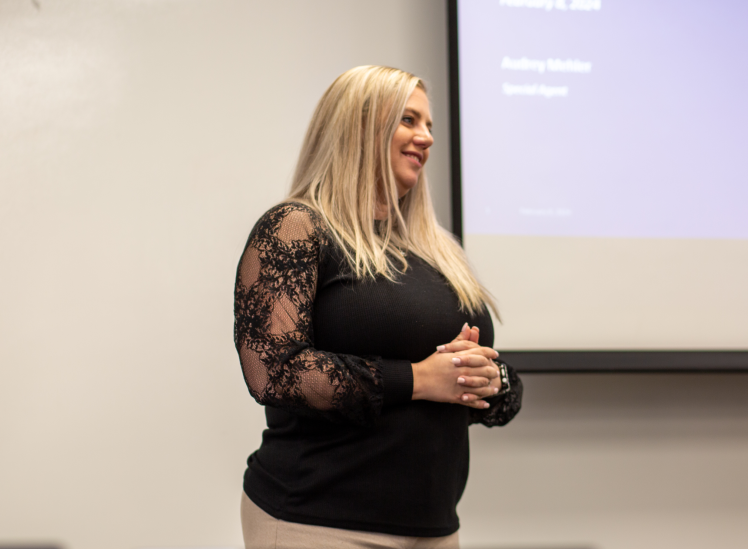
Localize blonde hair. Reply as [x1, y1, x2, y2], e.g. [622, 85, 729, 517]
[288, 65, 496, 316]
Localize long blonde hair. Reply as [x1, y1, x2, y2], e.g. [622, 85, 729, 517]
[288, 65, 496, 316]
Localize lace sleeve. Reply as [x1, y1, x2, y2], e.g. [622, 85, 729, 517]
[234, 203, 386, 425]
[469, 361, 523, 427]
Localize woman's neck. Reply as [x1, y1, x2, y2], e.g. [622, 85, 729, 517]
[374, 202, 389, 220]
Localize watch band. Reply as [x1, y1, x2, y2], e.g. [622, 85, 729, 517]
[497, 360, 510, 395]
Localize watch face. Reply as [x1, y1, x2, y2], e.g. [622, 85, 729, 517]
[498, 362, 510, 394]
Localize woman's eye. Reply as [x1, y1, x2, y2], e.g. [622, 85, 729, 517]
[402, 116, 414, 124]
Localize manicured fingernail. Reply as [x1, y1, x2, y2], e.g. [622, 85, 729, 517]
[451, 358, 461, 365]
[494, 351, 499, 358]
[457, 377, 465, 384]
[462, 395, 469, 401]
[494, 387, 499, 394]
[483, 402, 490, 409]
[462, 322, 469, 331]
[437, 345, 446, 352]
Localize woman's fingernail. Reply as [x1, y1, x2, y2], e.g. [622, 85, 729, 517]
[437, 345, 446, 352]
[457, 377, 465, 384]
[462, 322, 469, 331]
[483, 402, 490, 409]
[452, 358, 461, 365]
[462, 395, 469, 401]
[494, 387, 499, 394]
[494, 351, 499, 358]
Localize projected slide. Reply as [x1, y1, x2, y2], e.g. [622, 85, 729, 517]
[459, 0, 748, 239]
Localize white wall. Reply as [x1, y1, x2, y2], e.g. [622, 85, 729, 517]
[461, 374, 748, 549]
[0, 2, 449, 548]
[1, 2, 747, 549]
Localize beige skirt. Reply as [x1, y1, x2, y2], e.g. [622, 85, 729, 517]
[240, 491, 460, 549]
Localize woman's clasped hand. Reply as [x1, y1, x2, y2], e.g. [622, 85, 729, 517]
[412, 323, 501, 409]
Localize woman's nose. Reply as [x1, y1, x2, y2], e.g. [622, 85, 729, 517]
[414, 130, 433, 148]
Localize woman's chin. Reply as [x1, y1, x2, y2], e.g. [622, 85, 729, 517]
[395, 179, 419, 198]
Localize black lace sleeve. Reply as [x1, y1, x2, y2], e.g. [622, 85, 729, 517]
[469, 361, 523, 427]
[234, 203, 385, 425]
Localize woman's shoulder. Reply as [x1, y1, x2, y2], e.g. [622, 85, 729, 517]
[249, 201, 328, 245]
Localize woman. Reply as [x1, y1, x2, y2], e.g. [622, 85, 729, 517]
[234, 65, 522, 549]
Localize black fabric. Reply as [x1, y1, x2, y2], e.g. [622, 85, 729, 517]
[234, 202, 522, 536]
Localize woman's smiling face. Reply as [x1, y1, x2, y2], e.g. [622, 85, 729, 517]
[390, 87, 434, 198]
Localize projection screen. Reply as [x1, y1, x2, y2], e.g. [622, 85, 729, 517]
[449, 0, 748, 371]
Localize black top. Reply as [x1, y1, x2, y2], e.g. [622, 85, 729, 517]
[234, 202, 522, 537]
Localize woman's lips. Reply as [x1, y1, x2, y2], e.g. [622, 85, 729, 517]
[402, 151, 423, 167]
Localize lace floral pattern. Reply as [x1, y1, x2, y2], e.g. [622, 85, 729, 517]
[235, 201, 522, 427]
[469, 362, 523, 426]
[234, 203, 384, 425]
